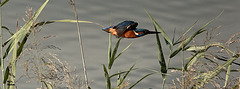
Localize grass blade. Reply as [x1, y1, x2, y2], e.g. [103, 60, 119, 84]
[172, 28, 176, 44]
[17, 33, 30, 57]
[117, 71, 121, 86]
[7, 29, 18, 89]
[184, 51, 204, 70]
[146, 10, 168, 88]
[145, 10, 167, 76]
[111, 38, 122, 60]
[129, 72, 155, 89]
[108, 34, 112, 69]
[109, 68, 138, 78]
[108, 38, 132, 69]
[182, 20, 198, 38]
[34, 19, 103, 27]
[2, 41, 12, 60]
[114, 42, 133, 61]
[174, 20, 198, 45]
[196, 53, 239, 88]
[3, 66, 9, 84]
[108, 38, 122, 69]
[210, 54, 238, 78]
[224, 64, 231, 87]
[0, 0, 9, 7]
[5, 0, 49, 58]
[154, 25, 167, 75]
[170, 29, 206, 58]
[2, 26, 14, 36]
[170, 12, 222, 58]
[118, 64, 135, 86]
[184, 43, 228, 70]
[103, 64, 111, 89]
[1, 31, 30, 63]
[42, 81, 53, 89]
[3, 1, 49, 88]
[145, 9, 173, 49]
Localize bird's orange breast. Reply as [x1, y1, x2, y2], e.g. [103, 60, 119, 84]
[108, 28, 118, 36]
[107, 28, 145, 38]
[121, 31, 139, 38]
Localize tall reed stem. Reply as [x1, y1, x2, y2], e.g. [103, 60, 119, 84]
[0, 0, 5, 89]
[69, 0, 89, 88]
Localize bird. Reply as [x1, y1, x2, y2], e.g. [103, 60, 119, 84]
[102, 21, 160, 38]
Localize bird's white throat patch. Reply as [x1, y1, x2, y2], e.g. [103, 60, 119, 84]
[133, 30, 139, 35]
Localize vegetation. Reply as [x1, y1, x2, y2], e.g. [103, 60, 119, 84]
[0, 0, 239, 89]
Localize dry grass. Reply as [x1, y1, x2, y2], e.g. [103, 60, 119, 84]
[19, 32, 82, 89]
[169, 29, 240, 89]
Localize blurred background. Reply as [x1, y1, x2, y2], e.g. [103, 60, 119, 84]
[2, 0, 240, 88]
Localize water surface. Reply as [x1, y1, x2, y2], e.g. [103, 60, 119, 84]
[2, 0, 240, 88]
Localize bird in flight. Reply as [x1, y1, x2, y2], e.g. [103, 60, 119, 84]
[102, 21, 160, 38]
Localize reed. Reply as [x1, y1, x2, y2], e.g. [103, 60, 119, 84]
[0, 0, 93, 88]
[145, 10, 240, 89]
[0, 0, 239, 89]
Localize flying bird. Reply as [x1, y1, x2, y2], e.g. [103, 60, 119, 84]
[102, 21, 160, 38]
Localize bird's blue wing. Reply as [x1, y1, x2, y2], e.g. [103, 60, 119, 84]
[134, 28, 148, 32]
[114, 21, 138, 36]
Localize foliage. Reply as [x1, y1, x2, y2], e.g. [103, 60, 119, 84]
[0, 0, 239, 89]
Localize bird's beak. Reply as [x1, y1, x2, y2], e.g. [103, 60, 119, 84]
[102, 26, 113, 32]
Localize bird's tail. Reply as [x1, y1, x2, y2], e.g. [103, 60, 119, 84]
[147, 31, 161, 34]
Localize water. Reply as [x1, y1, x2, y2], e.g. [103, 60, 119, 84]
[1, 0, 240, 89]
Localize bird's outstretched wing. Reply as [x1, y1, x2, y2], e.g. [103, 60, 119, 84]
[114, 21, 138, 36]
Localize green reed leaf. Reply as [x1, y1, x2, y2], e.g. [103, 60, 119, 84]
[114, 42, 133, 61]
[103, 64, 111, 89]
[5, 0, 49, 58]
[129, 72, 155, 89]
[145, 9, 173, 49]
[174, 20, 198, 46]
[0, 0, 9, 7]
[224, 64, 232, 87]
[195, 53, 239, 88]
[42, 81, 53, 89]
[170, 12, 222, 58]
[145, 10, 167, 77]
[184, 51, 205, 70]
[3, 66, 9, 84]
[170, 28, 206, 58]
[34, 19, 103, 27]
[154, 25, 167, 75]
[108, 34, 112, 69]
[118, 64, 135, 86]
[109, 68, 138, 78]
[108, 38, 122, 69]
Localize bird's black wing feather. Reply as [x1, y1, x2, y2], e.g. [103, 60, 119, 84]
[114, 21, 138, 36]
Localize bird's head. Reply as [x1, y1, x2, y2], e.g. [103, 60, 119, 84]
[102, 26, 114, 33]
